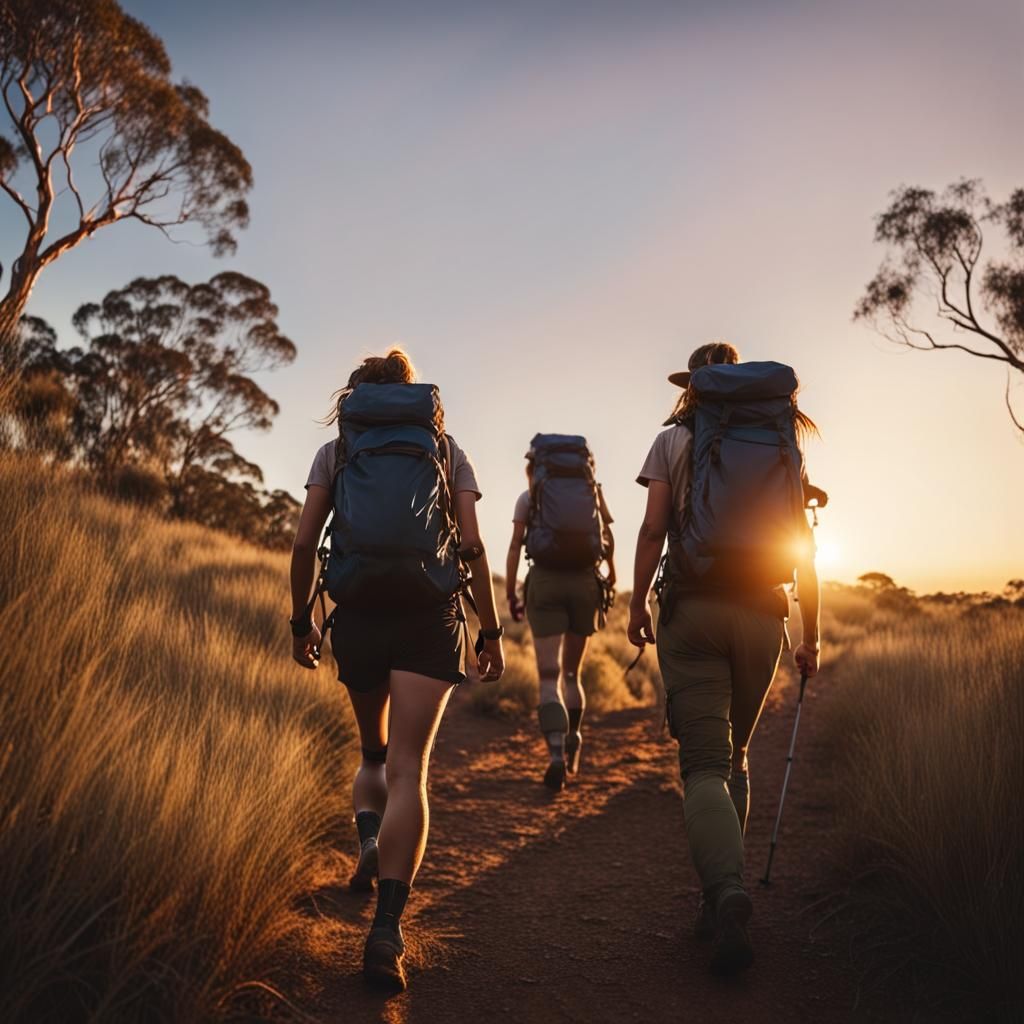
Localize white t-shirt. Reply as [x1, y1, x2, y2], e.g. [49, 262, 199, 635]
[305, 436, 481, 498]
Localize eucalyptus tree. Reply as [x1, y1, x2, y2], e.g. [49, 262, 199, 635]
[0, 0, 252, 372]
[856, 180, 1024, 431]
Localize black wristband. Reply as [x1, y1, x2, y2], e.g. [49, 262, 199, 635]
[480, 626, 504, 640]
[289, 615, 313, 637]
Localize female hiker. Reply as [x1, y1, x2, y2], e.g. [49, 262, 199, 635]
[506, 435, 615, 790]
[289, 348, 505, 992]
[627, 341, 821, 974]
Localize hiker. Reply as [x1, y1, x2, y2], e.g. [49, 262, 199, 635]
[627, 342, 821, 974]
[289, 348, 505, 993]
[506, 434, 616, 791]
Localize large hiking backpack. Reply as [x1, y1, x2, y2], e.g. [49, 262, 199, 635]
[323, 382, 463, 611]
[525, 433, 604, 570]
[672, 361, 809, 589]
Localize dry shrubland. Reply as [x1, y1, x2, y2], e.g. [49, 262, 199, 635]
[0, 452, 355, 1022]
[821, 582, 1024, 1020]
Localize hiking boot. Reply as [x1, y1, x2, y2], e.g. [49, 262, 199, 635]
[543, 758, 567, 792]
[349, 837, 379, 893]
[565, 731, 583, 774]
[694, 893, 715, 941]
[363, 926, 407, 992]
[710, 888, 754, 974]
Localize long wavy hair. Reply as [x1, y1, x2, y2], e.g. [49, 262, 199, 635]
[665, 341, 819, 445]
[326, 347, 445, 461]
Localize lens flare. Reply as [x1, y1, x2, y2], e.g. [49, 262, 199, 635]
[814, 538, 841, 571]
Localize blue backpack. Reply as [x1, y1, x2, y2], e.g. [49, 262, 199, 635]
[322, 382, 463, 611]
[525, 433, 605, 570]
[672, 361, 809, 589]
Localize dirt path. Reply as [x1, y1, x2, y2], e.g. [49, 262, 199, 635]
[291, 668, 891, 1023]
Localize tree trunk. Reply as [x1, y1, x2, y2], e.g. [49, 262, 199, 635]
[0, 267, 40, 414]
[0, 265, 41, 367]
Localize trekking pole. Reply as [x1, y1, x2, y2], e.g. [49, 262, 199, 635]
[760, 670, 809, 887]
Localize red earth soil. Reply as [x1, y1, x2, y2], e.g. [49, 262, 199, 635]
[287, 667, 904, 1023]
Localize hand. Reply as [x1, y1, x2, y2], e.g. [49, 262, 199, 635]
[794, 642, 819, 678]
[292, 624, 322, 670]
[477, 637, 505, 682]
[627, 600, 655, 648]
[507, 593, 525, 622]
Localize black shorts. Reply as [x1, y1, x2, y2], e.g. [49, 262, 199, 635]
[329, 601, 466, 693]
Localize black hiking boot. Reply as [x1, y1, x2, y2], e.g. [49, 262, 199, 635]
[543, 758, 567, 791]
[694, 892, 714, 941]
[710, 888, 754, 974]
[363, 926, 407, 992]
[565, 731, 583, 774]
[349, 836, 379, 893]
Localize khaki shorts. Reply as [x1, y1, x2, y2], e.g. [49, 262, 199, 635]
[526, 565, 601, 638]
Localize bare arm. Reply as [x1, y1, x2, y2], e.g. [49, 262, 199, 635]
[597, 486, 617, 586]
[794, 552, 821, 677]
[627, 480, 671, 647]
[456, 490, 505, 681]
[289, 484, 332, 668]
[506, 519, 528, 620]
[506, 520, 526, 601]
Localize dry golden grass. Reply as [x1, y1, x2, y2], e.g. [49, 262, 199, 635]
[0, 452, 355, 1022]
[822, 584, 1024, 1019]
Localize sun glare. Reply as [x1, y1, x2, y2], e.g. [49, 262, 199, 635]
[815, 538, 841, 572]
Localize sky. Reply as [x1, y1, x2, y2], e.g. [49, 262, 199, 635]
[4, 0, 1023, 593]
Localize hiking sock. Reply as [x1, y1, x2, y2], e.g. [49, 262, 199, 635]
[538, 700, 569, 761]
[356, 810, 382, 846]
[728, 770, 750, 836]
[373, 879, 410, 942]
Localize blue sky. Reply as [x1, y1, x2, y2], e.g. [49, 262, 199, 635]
[4, 0, 1023, 591]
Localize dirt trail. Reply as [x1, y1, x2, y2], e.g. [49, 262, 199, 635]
[291, 669, 891, 1023]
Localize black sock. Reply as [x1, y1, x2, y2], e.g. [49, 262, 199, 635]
[356, 810, 381, 845]
[373, 878, 410, 937]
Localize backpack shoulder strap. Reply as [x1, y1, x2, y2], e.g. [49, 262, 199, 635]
[441, 432, 455, 485]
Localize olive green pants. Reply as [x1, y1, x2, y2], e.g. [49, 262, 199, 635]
[657, 596, 784, 896]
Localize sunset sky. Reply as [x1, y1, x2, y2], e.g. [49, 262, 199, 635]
[5, 0, 1023, 593]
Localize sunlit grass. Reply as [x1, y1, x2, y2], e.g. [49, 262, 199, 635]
[0, 451, 355, 1021]
[822, 585, 1023, 1019]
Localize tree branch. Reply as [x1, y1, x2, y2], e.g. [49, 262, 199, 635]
[0, 177, 34, 227]
[892, 316, 1021, 365]
[1007, 375, 1024, 434]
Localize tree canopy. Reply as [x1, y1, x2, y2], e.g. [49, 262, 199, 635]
[855, 179, 1024, 431]
[16, 273, 300, 547]
[0, 0, 252, 363]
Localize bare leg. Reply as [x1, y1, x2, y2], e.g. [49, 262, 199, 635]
[561, 632, 589, 772]
[348, 685, 390, 816]
[560, 632, 589, 711]
[375, 671, 455, 884]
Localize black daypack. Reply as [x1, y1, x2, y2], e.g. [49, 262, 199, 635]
[671, 361, 809, 589]
[525, 434, 604, 570]
[322, 382, 463, 611]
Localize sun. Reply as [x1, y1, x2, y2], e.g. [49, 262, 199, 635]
[814, 538, 842, 572]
